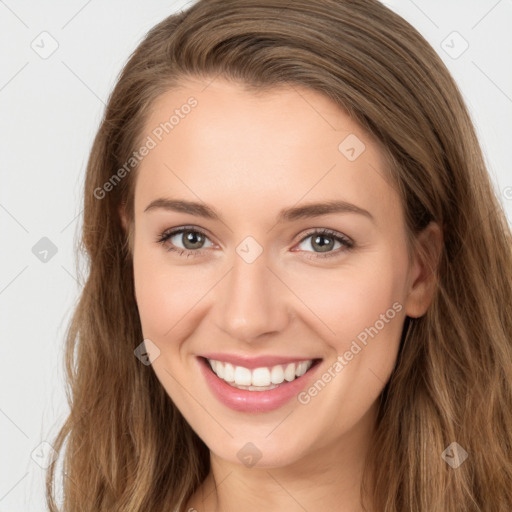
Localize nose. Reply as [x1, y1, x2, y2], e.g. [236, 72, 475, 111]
[213, 249, 292, 342]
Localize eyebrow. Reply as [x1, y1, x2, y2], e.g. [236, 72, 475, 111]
[144, 198, 374, 223]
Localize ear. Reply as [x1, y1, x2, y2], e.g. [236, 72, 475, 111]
[118, 202, 137, 303]
[118, 203, 128, 235]
[118, 202, 134, 257]
[404, 221, 443, 318]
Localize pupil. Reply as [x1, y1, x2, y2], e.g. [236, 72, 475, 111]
[184, 231, 203, 249]
[313, 235, 333, 253]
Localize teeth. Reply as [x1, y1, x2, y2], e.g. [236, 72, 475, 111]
[224, 363, 235, 382]
[270, 365, 285, 384]
[295, 361, 309, 377]
[284, 363, 296, 382]
[207, 358, 315, 389]
[215, 360, 224, 379]
[252, 367, 271, 386]
[234, 366, 252, 386]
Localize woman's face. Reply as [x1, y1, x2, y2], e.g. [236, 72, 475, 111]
[125, 77, 436, 468]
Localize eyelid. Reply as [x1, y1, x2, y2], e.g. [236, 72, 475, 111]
[295, 227, 353, 246]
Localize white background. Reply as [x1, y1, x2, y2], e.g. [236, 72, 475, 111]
[1, 1, 511, 510]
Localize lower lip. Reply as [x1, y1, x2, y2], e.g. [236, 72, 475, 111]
[197, 357, 322, 413]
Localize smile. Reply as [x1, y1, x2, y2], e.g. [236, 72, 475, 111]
[206, 358, 315, 390]
[198, 356, 323, 412]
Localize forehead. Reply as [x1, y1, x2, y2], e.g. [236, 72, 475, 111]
[133, 77, 399, 226]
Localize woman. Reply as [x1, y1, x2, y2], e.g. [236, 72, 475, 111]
[46, 0, 512, 511]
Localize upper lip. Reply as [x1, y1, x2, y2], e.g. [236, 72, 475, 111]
[199, 353, 321, 369]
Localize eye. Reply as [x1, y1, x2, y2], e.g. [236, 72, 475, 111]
[294, 228, 354, 259]
[156, 226, 214, 257]
[156, 226, 354, 260]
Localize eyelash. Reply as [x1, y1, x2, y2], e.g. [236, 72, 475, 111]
[155, 226, 355, 260]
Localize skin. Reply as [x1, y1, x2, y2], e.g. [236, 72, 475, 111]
[120, 77, 442, 512]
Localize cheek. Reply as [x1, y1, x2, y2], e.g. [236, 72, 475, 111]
[133, 244, 182, 339]
[291, 255, 408, 423]
[289, 254, 407, 349]
[133, 243, 215, 341]
[327, 253, 408, 385]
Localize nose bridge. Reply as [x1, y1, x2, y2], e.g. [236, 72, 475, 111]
[214, 244, 289, 341]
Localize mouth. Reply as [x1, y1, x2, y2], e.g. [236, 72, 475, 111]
[201, 356, 322, 391]
[198, 354, 323, 412]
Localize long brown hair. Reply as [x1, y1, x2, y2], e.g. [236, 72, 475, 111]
[46, 1, 512, 510]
